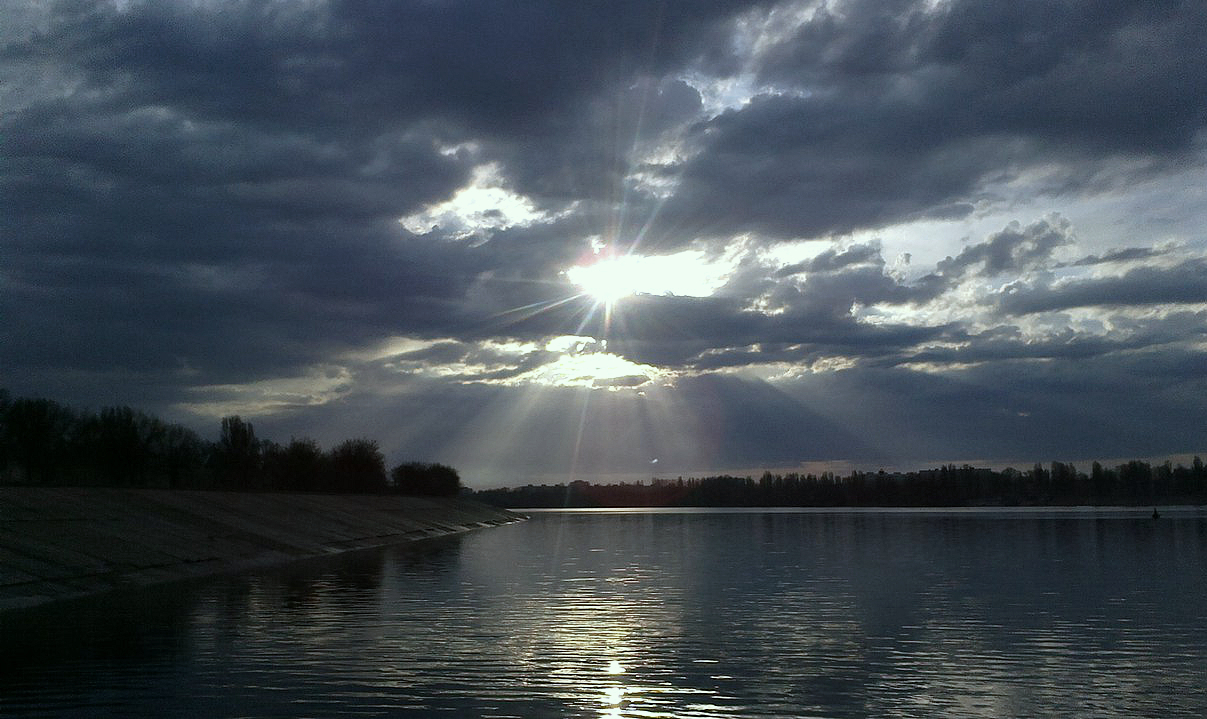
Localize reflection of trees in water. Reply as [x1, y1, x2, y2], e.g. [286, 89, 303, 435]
[0, 532, 470, 697]
[0, 583, 199, 679]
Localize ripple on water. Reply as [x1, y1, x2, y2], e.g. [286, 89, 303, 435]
[2, 508, 1206, 718]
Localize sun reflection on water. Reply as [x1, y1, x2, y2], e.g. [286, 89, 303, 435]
[8, 510, 1204, 718]
[454, 514, 762, 719]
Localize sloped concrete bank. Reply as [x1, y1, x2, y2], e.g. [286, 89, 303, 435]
[0, 487, 524, 611]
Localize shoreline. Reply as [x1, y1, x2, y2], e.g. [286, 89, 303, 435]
[0, 487, 524, 612]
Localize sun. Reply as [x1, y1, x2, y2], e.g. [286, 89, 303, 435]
[566, 257, 642, 303]
[565, 249, 730, 304]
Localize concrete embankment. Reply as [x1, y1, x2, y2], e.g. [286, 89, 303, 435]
[0, 487, 523, 611]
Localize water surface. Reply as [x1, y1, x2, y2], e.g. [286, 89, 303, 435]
[3, 507, 1205, 718]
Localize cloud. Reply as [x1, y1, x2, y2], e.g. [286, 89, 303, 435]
[997, 258, 1207, 315]
[936, 216, 1073, 278]
[654, 0, 1207, 242]
[1069, 246, 1171, 267]
[591, 374, 652, 389]
[898, 312, 1207, 367]
[775, 242, 885, 277]
[1, 0, 1205, 480]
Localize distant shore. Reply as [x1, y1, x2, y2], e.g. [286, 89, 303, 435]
[0, 488, 524, 612]
[472, 460, 1207, 508]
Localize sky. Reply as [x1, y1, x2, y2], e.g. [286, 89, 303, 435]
[3, 0, 1206, 487]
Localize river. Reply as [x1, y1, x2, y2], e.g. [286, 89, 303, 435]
[2, 507, 1205, 718]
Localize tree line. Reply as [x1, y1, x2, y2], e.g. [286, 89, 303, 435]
[471, 460, 1207, 508]
[0, 391, 460, 496]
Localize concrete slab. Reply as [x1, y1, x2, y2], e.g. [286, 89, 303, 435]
[0, 488, 523, 611]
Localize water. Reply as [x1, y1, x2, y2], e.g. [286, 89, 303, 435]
[3, 507, 1206, 718]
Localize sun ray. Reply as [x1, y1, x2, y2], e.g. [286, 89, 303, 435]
[489, 292, 585, 324]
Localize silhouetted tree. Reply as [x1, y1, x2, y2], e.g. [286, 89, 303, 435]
[214, 415, 262, 488]
[153, 422, 210, 488]
[1049, 461, 1078, 501]
[0, 389, 9, 479]
[1118, 460, 1153, 502]
[1090, 461, 1115, 499]
[264, 437, 328, 491]
[328, 438, 387, 493]
[471, 459, 1207, 509]
[4, 389, 1202, 505]
[1, 397, 76, 484]
[87, 406, 159, 486]
[391, 462, 461, 497]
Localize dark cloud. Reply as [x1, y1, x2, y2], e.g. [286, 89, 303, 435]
[760, 0, 1207, 152]
[0, 227, 495, 388]
[6, 0, 753, 209]
[657, 0, 1207, 241]
[773, 352, 1207, 465]
[997, 258, 1207, 315]
[657, 92, 997, 240]
[1069, 246, 1170, 267]
[591, 375, 652, 389]
[603, 283, 951, 371]
[775, 242, 884, 277]
[896, 312, 1207, 367]
[1, 1, 1204, 480]
[937, 216, 1073, 278]
[393, 342, 472, 365]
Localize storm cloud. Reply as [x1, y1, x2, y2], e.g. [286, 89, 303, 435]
[2, 0, 1204, 483]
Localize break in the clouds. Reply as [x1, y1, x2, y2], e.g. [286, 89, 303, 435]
[2, 0, 1205, 484]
